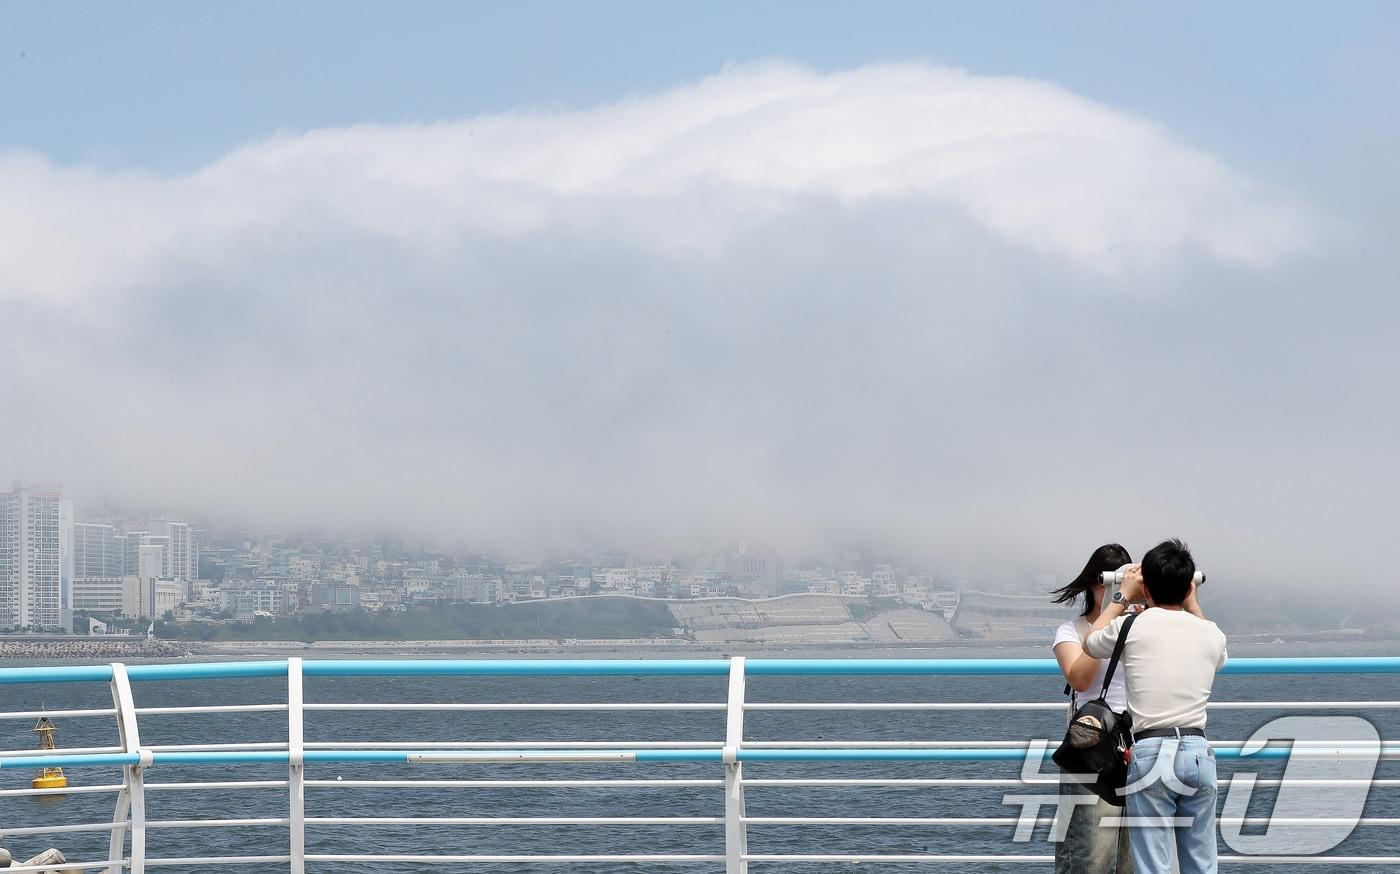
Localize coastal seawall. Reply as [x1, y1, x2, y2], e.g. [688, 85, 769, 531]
[0, 639, 193, 659]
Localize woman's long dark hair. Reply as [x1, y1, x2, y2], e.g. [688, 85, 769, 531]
[1050, 543, 1132, 617]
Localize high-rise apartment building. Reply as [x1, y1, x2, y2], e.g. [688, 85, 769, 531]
[123, 531, 148, 576]
[74, 522, 125, 577]
[0, 483, 74, 631]
[73, 521, 127, 613]
[144, 535, 172, 573]
[149, 520, 197, 595]
[122, 542, 181, 619]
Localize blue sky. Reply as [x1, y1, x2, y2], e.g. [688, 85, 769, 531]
[3, 0, 1397, 195]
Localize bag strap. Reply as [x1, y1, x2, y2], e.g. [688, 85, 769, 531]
[1098, 610, 1139, 698]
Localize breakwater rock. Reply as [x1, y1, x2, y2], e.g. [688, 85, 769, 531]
[0, 639, 193, 659]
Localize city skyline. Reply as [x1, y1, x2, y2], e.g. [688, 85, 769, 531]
[0, 478, 1381, 639]
[1, 482, 203, 631]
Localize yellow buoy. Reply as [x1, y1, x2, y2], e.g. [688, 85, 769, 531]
[32, 768, 68, 790]
[32, 715, 68, 791]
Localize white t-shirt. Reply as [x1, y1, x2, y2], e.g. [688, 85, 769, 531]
[1053, 615, 1128, 712]
[1083, 608, 1228, 731]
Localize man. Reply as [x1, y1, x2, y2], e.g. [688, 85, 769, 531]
[1084, 539, 1228, 873]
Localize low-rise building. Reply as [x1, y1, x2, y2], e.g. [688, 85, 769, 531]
[310, 583, 360, 611]
[122, 575, 184, 620]
[218, 583, 292, 619]
[73, 576, 124, 614]
[447, 573, 499, 603]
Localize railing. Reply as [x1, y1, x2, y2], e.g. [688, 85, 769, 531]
[1, 656, 1398, 871]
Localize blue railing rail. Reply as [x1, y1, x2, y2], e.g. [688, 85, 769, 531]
[6, 655, 1400, 684]
[1, 655, 1399, 872]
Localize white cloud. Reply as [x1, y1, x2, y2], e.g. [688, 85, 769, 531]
[3, 62, 1389, 591]
[1, 62, 1314, 308]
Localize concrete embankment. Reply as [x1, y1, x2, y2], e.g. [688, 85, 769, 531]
[0, 639, 193, 659]
[669, 595, 960, 644]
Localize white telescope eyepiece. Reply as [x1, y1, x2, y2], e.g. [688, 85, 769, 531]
[1098, 569, 1206, 587]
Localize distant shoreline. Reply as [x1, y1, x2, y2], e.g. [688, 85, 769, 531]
[190, 628, 1397, 655]
[2, 627, 1389, 660]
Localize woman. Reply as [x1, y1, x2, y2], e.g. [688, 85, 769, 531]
[1050, 544, 1135, 874]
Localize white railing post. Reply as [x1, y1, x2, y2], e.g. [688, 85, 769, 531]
[723, 656, 748, 874]
[288, 657, 306, 874]
[109, 662, 146, 874]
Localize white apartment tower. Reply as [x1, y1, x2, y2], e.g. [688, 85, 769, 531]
[108, 522, 198, 608]
[73, 521, 126, 613]
[152, 521, 197, 585]
[122, 542, 181, 619]
[123, 531, 147, 575]
[74, 522, 125, 578]
[0, 483, 75, 631]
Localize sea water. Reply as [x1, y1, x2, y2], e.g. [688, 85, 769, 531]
[3, 641, 1399, 872]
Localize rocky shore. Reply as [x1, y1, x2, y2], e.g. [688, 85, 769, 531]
[0, 639, 193, 659]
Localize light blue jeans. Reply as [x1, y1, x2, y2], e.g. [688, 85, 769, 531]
[1124, 736, 1218, 873]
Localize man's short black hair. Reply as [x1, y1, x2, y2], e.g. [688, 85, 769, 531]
[1142, 538, 1195, 606]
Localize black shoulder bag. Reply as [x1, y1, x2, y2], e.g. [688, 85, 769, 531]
[1051, 611, 1138, 806]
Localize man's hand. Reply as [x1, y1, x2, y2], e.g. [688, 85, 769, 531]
[1119, 564, 1145, 603]
[1089, 565, 1139, 635]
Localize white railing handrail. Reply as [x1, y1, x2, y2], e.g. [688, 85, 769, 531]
[2, 654, 1398, 871]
